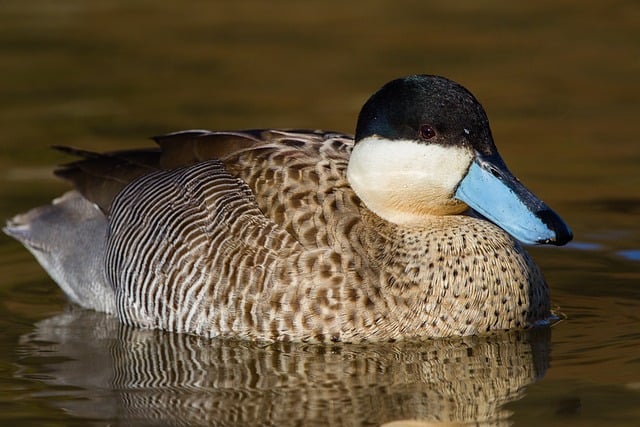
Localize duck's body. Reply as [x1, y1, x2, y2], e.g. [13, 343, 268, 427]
[5, 76, 571, 342]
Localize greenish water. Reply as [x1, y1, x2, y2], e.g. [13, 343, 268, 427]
[1, 1, 639, 426]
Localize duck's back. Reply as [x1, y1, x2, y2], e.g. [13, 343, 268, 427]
[106, 130, 368, 341]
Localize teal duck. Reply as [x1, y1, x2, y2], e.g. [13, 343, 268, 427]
[4, 75, 572, 342]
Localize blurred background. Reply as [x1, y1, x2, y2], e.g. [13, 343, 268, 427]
[0, 1, 638, 426]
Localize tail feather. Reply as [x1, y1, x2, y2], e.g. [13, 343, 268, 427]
[53, 146, 161, 214]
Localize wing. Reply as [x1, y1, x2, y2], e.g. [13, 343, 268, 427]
[53, 129, 349, 215]
[53, 130, 267, 214]
[105, 158, 306, 335]
[53, 129, 361, 250]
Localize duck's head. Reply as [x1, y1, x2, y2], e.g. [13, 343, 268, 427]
[347, 74, 572, 246]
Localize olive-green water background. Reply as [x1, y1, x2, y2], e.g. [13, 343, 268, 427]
[0, 1, 638, 426]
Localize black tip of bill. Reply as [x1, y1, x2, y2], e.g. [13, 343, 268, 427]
[533, 208, 573, 246]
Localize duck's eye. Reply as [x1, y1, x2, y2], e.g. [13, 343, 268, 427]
[419, 124, 436, 140]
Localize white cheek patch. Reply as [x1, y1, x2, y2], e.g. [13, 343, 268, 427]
[347, 136, 474, 223]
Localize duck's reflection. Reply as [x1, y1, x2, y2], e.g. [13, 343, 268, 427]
[17, 307, 550, 426]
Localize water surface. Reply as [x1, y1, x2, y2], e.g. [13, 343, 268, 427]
[1, 1, 639, 426]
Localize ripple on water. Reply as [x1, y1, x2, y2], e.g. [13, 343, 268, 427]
[617, 249, 640, 261]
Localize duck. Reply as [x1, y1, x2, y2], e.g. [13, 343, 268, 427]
[4, 75, 572, 343]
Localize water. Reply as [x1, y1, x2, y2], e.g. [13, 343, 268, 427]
[0, 1, 638, 426]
